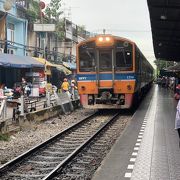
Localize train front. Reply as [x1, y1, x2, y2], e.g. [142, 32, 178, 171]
[76, 35, 136, 109]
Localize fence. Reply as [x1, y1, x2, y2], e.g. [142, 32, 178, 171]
[0, 97, 7, 121]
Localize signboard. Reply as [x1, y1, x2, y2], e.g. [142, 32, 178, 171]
[33, 24, 55, 32]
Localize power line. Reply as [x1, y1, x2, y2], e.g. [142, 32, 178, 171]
[91, 29, 151, 33]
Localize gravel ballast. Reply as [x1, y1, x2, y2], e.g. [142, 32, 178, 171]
[0, 108, 95, 166]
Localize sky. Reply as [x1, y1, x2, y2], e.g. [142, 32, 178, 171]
[44, 0, 155, 67]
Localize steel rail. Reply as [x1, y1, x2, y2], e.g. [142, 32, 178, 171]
[43, 112, 120, 180]
[0, 112, 98, 176]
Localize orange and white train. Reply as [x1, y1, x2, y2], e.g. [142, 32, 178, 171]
[76, 35, 154, 109]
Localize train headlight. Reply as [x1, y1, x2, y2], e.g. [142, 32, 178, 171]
[127, 85, 132, 91]
[96, 36, 114, 46]
[98, 37, 103, 42]
[105, 37, 110, 41]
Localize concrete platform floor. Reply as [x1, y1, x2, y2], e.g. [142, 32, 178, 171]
[92, 85, 179, 180]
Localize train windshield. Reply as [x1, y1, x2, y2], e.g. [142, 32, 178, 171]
[115, 49, 132, 70]
[99, 50, 112, 72]
[79, 46, 96, 72]
[115, 41, 133, 71]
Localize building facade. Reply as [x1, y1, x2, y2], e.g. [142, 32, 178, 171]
[0, 0, 28, 56]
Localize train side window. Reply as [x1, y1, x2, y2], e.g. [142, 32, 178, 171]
[79, 50, 96, 72]
[116, 50, 132, 70]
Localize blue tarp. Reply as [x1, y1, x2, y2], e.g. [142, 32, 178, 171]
[0, 54, 44, 68]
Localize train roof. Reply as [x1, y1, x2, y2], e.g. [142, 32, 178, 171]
[77, 35, 154, 70]
[78, 35, 135, 45]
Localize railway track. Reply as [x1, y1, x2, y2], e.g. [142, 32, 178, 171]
[0, 110, 127, 180]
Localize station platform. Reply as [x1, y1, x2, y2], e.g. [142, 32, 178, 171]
[92, 85, 180, 180]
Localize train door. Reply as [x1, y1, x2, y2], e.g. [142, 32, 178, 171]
[96, 49, 114, 89]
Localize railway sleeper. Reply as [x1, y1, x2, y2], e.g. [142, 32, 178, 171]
[8, 173, 45, 179]
[27, 160, 59, 165]
[34, 155, 65, 161]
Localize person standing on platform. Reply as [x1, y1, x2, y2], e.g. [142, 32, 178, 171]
[175, 99, 180, 147]
[21, 77, 27, 95]
[70, 79, 77, 100]
[61, 78, 69, 93]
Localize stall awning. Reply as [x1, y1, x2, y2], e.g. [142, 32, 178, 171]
[54, 64, 72, 75]
[33, 57, 54, 67]
[33, 58, 72, 75]
[63, 62, 76, 70]
[33, 57, 55, 75]
[0, 54, 44, 68]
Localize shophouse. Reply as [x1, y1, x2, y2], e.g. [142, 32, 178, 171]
[0, 0, 28, 56]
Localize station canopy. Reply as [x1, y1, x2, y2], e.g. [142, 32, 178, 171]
[0, 54, 44, 68]
[147, 0, 180, 61]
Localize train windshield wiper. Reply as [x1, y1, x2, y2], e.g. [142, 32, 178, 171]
[121, 49, 127, 65]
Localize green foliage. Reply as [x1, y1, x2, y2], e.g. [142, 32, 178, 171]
[26, 0, 40, 23]
[0, 134, 10, 141]
[45, 0, 64, 39]
[26, 10, 38, 22]
[154, 59, 174, 76]
[55, 20, 65, 40]
[45, 0, 63, 20]
[77, 25, 86, 35]
[154, 59, 174, 70]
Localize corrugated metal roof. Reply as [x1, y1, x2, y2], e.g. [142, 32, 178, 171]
[147, 0, 180, 61]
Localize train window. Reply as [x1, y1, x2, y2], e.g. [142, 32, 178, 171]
[99, 50, 112, 71]
[79, 49, 96, 72]
[115, 50, 132, 71]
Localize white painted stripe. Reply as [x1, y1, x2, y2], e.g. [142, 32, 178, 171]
[138, 135, 143, 138]
[124, 172, 132, 178]
[139, 132, 143, 135]
[134, 147, 139, 150]
[132, 152, 138, 156]
[135, 143, 141, 146]
[127, 164, 134, 169]
[137, 139, 142, 142]
[141, 127, 145, 129]
[117, 79, 135, 82]
[78, 80, 136, 83]
[140, 130, 144, 132]
[130, 158, 136, 162]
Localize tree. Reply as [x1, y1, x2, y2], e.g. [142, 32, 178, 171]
[45, 0, 63, 21]
[26, 0, 40, 23]
[154, 59, 174, 76]
[77, 25, 86, 36]
[45, 0, 64, 40]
